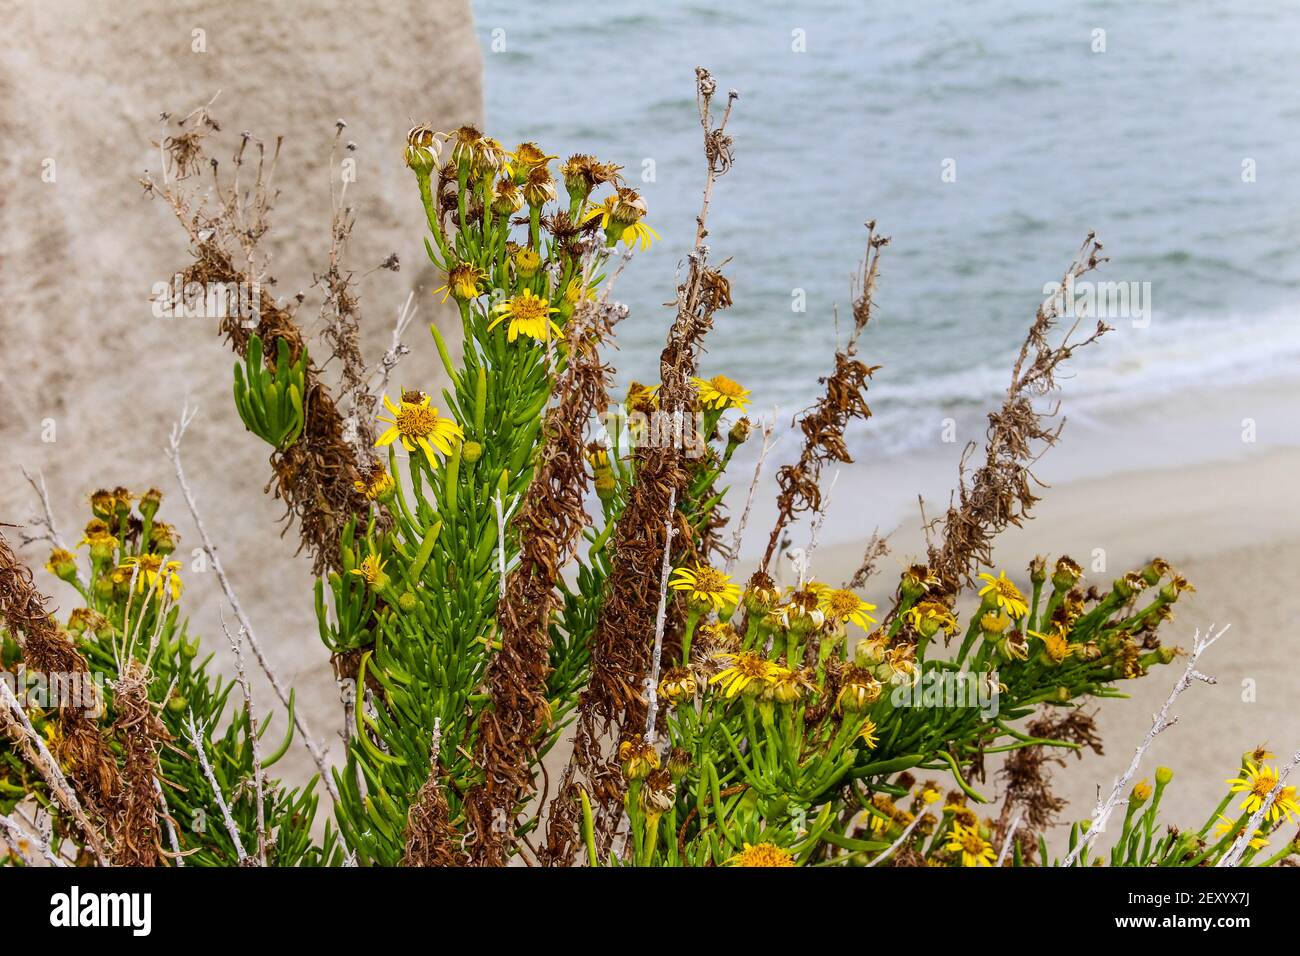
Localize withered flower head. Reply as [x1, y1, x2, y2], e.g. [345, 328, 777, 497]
[609, 186, 648, 224]
[509, 141, 557, 175]
[901, 564, 939, 600]
[743, 570, 780, 613]
[491, 176, 523, 216]
[1052, 555, 1083, 591]
[522, 165, 558, 206]
[657, 666, 698, 706]
[404, 124, 441, 172]
[617, 734, 660, 781]
[1141, 556, 1171, 586]
[835, 665, 883, 713]
[639, 769, 675, 820]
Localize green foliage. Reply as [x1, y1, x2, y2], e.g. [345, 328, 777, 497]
[232, 334, 306, 450]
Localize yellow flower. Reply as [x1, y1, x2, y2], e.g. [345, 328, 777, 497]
[350, 554, 389, 590]
[582, 190, 659, 250]
[434, 262, 486, 303]
[116, 554, 183, 600]
[945, 820, 996, 867]
[818, 588, 878, 630]
[726, 842, 795, 867]
[44, 548, 78, 582]
[693, 375, 751, 411]
[1213, 814, 1269, 852]
[767, 666, 815, 705]
[354, 464, 396, 502]
[375, 391, 463, 464]
[507, 141, 557, 178]
[977, 571, 1029, 618]
[1226, 762, 1300, 824]
[617, 735, 659, 781]
[857, 717, 880, 749]
[657, 667, 697, 706]
[488, 289, 562, 343]
[709, 652, 776, 699]
[669, 563, 741, 612]
[1029, 627, 1074, 665]
[907, 600, 957, 639]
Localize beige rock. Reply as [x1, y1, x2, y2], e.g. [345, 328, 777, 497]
[0, 1, 482, 786]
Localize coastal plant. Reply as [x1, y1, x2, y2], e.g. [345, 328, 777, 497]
[2, 69, 1294, 868]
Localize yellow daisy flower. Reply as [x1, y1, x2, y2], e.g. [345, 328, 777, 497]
[857, 717, 880, 749]
[434, 262, 486, 303]
[582, 191, 660, 250]
[693, 374, 751, 411]
[1029, 627, 1074, 665]
[818, 587, 878, 629]
[1213, 814, 1269, 852]
[488, 289, 562, 343]
[354, 464, 396, 502]
[1226, 762, 1300, 824]
[945, 820, 996, 867]
[726, 842, 796, 867]
[668, 563, 741, 612]
[350, 554, 389, 590]
[906, 600, 957, 639]
[116, 554, 183, 600]
[709, 652, 776, 699]
[375, 391, 463, 464]
[977, 570, 1029, 619]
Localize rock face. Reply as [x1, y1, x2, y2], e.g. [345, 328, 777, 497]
[1, 1, 482, 784]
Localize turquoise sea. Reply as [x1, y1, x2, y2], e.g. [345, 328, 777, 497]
[475, 0, 1300, 456]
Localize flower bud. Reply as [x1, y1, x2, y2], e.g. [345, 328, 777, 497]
[150, 522, 178, 555]
[398, 591, 418, 613]
[461, 441, 483, 464]
[1155, 766, 1174, 786]
[1029, 555, 1047, 586]
[139, 487, 163, 521]
[44, 548, 78, 583]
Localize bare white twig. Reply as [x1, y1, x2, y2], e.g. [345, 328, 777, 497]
[0, 811, 69, 867]
[155, 776, 184, 866]
[801, 467, 840, 583]
[184, 712, 247, 863]
[492, 491, 519, 601]
[19, 467, 67, 550]
[0, 813, 36, 866]
[997, 807, 1024, 867]
[867, 809, 926, 867]
[369, 290, 417, 396]
[644, 489, 679, 745]
[1218, 747, 1300, 867]
[723, 414, 775, 575]
[166, 401, 339, 801]
[0, 679, 110, 864]
[1062, 623, 1231, 867]
[222, 614, 268, 866]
